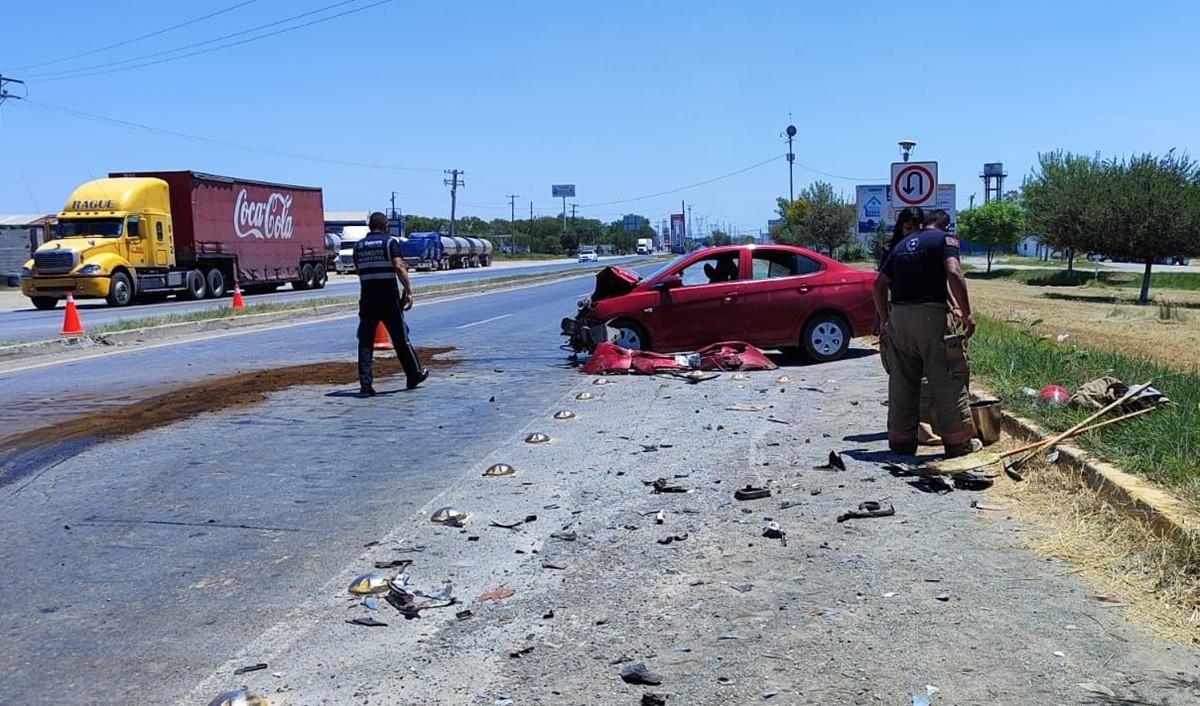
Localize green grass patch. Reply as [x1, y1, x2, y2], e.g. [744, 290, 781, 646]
[970, 316, 1200, 503]
[967, 267, 1200, 292]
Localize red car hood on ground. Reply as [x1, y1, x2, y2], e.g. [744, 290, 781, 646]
[590, 266, 642, 301]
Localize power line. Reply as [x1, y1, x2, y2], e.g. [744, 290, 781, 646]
[792, 160, 885, 182]
[579, 154, 784, 208]
[19, 98, 442, 172]
[27, 0, 388, 82]
[14, 0, 263, 71]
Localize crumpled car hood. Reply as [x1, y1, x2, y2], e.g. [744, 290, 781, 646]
[590, 266, 641, 302]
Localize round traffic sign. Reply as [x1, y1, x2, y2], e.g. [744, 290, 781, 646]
[892, 164, 935, 206]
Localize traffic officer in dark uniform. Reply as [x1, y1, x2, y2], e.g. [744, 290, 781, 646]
[873, 209, 976, 457]
[354, 211, 427, 397]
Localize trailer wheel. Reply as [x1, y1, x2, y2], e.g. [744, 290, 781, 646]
[205, 268, 226, 298]
[311, 265, 327, 289]
[294, 264, 313, 290]
[31, 296, 59, 310]
[181, 269, 207, 300]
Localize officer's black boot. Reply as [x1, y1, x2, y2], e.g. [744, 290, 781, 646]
[406, 368, 429, 390]
[888, 441, 918, 456]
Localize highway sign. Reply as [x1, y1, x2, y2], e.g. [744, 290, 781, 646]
[890, 161, 937, 208]
[552, 184, 575, 198]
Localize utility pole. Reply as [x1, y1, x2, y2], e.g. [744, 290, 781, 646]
[681, 200, 687, 247]
[506, 194, 519, 254]
[443, 169, 464, 237]
[0, 74, 26, 106]
[784, 117, 797, 203]
[687, 205, 693, 245]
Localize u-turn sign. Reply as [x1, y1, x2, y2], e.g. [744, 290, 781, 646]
[890, 161, 938, 208]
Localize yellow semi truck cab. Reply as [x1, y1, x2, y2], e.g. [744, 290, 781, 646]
[21, 178, 175, 309]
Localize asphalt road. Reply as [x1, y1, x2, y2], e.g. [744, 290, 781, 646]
[962, 255, 1200, 274]
[0, 264, 659, 705]
[0, 255, 646, 344]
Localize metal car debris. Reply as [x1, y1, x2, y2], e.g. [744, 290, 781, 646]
[483, 463, 518, 477]
[430, 506, 471, 527]
[207, 689, 269, 706]
[836, 501, 895, 523]
[348, 572, 392, 596]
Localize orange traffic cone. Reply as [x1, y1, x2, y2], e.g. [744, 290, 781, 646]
[231, 282, 245, 310]
[372, 322, 392, 350]
[60, 293, 84, 337]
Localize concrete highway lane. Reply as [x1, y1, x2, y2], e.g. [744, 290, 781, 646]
[0, 266, 642, 705]
[0, 255, 646, 344]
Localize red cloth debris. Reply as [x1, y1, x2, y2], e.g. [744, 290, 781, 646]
[581, 341, 777, 375]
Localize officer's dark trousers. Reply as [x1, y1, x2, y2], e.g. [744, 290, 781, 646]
[356, 297, 421, 388]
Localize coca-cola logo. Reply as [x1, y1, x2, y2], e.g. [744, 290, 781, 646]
[234, 188, 294, 240]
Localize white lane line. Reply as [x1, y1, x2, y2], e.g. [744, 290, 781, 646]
[0, 274, 592, 375]
[454, 313, 512, 329]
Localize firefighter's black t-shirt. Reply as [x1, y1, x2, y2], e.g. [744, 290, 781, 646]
[880, 228, 961, 304]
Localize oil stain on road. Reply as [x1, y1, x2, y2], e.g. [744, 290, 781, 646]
[0, 346, 459, 490]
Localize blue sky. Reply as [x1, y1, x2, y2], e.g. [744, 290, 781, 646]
[1, 0, 1196, 235]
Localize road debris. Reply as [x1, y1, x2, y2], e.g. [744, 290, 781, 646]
[620, 662, 663, 686]
[734, 485, 771, 501]
[431, 507, 471, 527]
[654, 510, 666, 524]
[550, 530, 578, 541]
[762, 521, 786, 545]
[232, 663, 268, 676]
[525, 432, 551, 444]
[348, 572, 392, 596]
[836, 501, 895, 523]
[732, 373, 751, 381]
[657, 533, 689, 545]
[346, 616, 388, 627]
[455, 609, 473, 620]
[934, 592, 950, 602]
[647, 478, 689, 494]
[510, 645, 535, 658]
[207, 688, 269, 706]
[675, 370, 720, 384]
[478, 587, 515, 602]
[553, 410, 576, 420]
[593, 378, 612, 385]
[483, 463, 518, 477]
[1078, 682, 1118, 698]
[776, 375, 792, 384]
[642, 693, 669, 706]
[970, 501, 1004, 511]
[373, 559, 414, 570]
[813, 451, 846, 471]
[1086, 594, 1127, 606]
[951, 470, 994, 490]
[731, 583, 753, 593]
[490, 515, 537, 529]
[726, 403, 766, 412]
[542, 560, 567, 570]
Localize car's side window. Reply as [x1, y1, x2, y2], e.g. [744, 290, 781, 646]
[752, 250, 815, 279]
[678, 254, 741, 286]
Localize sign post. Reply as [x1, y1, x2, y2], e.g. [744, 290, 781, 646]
[552, 184, 576, 235]
[890, 161, 938, 209]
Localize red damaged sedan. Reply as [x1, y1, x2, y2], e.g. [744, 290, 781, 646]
[562, 244, 876, 362]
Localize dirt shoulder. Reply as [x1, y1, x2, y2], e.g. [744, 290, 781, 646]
[181, 348, 1200, 706]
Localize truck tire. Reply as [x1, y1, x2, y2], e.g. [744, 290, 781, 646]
[106, 271, 135, 307]
[206, 268, 226, 298]
[31, 296, 59, 311]
[181, 270, 207, 300]
[311, 264, 327, 289]
[303, 263, 319, 289]
[295, 263, 314, 291]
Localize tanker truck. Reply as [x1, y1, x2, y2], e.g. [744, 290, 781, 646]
[20, 171, 327, 308]
[401, 232, 493, 271]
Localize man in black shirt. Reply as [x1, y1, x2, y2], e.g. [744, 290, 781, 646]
[353, 212, 427, 397]
[873, 210, 976, 456]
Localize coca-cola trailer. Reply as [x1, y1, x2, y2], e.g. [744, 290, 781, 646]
[21, 170, 329, 308]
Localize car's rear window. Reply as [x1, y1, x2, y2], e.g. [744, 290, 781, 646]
[751, 250, 823, 279]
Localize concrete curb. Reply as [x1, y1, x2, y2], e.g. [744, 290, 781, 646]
[0, 269, 594, 364]
[998, 410, 1200, 545]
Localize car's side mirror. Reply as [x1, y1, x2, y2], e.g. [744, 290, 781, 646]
[656, 275, 683, 290]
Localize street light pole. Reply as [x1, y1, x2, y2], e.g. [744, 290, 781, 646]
[506, 194, 519, 254]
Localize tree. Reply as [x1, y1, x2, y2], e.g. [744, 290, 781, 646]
[868, 221, 890, 267]
[957, 200, 1025, 272]
[1100, 152, 1200, 303]
[709, 229, 732, 246]
[1023, 151, 1106, 274]
[771, 182, 855, 254]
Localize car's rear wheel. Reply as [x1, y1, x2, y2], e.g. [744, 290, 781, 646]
[802, 313, 850, 363]
[609, 318, 650, 351]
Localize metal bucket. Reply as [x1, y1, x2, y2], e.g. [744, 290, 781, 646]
[971, 399, 1003, 445]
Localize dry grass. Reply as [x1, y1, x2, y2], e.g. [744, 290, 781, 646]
[969, 278, 1200, 370]
[983, 444, 1200, 646]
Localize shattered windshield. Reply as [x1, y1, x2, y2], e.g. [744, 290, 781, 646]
[55, 218, 123, 238]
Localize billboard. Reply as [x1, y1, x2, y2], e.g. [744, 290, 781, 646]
[551, 184, 575, 198]
[855, 185, 888, 234]
[623, 214, 644, 232]
[669, 213, 685, 252]
[935, 183, 957, 233]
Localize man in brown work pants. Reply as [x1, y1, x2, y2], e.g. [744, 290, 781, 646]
[874, 210, 976, 457]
